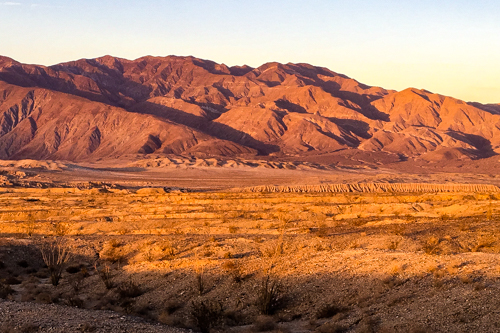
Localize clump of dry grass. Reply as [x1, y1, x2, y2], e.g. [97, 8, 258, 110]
[256, 273, 285, 315]
[222, 260, 243, 283]
[315, 302, 348, 319]
[96, 263, 114, 289]
[422, 236, 441, 255]
[117, 279, 142, 298]
[190, 298, 224, 333]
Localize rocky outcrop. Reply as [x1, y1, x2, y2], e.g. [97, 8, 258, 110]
[244, 183, 500, 193]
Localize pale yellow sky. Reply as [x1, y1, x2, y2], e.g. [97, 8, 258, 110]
[1, 0, 500, 103]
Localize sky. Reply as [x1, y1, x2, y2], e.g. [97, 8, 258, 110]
[0, 0, 499, 103]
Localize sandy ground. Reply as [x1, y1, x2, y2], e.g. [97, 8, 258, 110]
[2, 187, 500, 332]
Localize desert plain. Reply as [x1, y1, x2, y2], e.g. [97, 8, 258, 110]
[1, 160, 500, 333]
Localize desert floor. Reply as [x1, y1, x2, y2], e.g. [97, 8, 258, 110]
[2, 174, 500, 332]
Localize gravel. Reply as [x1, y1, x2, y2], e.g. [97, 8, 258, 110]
[0, 300, 189, 333]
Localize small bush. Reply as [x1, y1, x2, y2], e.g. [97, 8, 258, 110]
[161, 241, 175, 259]
[97, 264, 114, 289]
[69, 271, 87, 293]
[256, 274, 285, 315]
[39, 238, 72, 286]
[222, 260, 243, 283]
[117, 280, 143, 298]
[163, 300, 182, 315]
[53, 222, 70, 236]
[36, 292, 52, 304]
[422, 236, 441, 255]
[68, 296, 84, 308]
[195, 267, 205, 296]
[25, 214, 37, 237]
[316, 302, 348, 319]
[253, 315, 276, 331]
[190, 299, 224, 333]
[0, 282, 14, 299]
[79, 322, 97, 332]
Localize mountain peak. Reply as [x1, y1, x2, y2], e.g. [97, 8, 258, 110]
[0, 54, 498, 165]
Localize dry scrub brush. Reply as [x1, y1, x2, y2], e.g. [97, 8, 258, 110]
[39, 238, 72, 286]
[256, 273, 285, 315]
[190, 298, 225, 333]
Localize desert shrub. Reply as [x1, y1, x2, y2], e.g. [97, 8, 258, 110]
[36, 292, 52, 304]
[222, 260, 243, 283]
[143, 249, 155, 262]
[163, 300, 183, 315]
[39, 238, 72, 286]
[316, 302, 348, 319]
[223, 310, 246, 327]
[194, 267, 206, 296]
[53, 222, 70, 236]
[108, 239, 121, 248]
[190, 298, 224, 333]
[79, 323, 96, 332]
[117, 280, 143, 298]
[0, 282, 14, 299]
[256, 274, 285, 315]
[68, 295, 84, 308]
[253, 316, 277, 331]
[96, 264, 114, 289]
[422, 236, 441, 255]
[69, 271, 87, 293]
[24, 214, 38, 238]
[261, 243, 278, 258]
[387, 240, 400, 251]
[160, 241, 175, 259]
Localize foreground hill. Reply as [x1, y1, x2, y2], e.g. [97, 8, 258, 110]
[0, 55, 499, 163]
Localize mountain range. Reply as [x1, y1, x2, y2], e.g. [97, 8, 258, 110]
[1, 54, 499, 165]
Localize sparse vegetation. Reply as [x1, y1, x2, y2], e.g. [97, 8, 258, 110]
[1, 187, 500, 331]
[39, 238, 72, 286]
[190, 298, 224, 333]
[256, 273, 285, 315]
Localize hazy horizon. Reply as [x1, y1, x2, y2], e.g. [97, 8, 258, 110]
[1, 0, 499, 103]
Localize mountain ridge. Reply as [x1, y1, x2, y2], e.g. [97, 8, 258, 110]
[0, 55, 498, 165]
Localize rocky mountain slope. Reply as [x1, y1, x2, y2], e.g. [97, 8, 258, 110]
[0, 55, 499, 163]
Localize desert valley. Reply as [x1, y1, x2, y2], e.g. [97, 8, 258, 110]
[1, 55, 500, 332]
